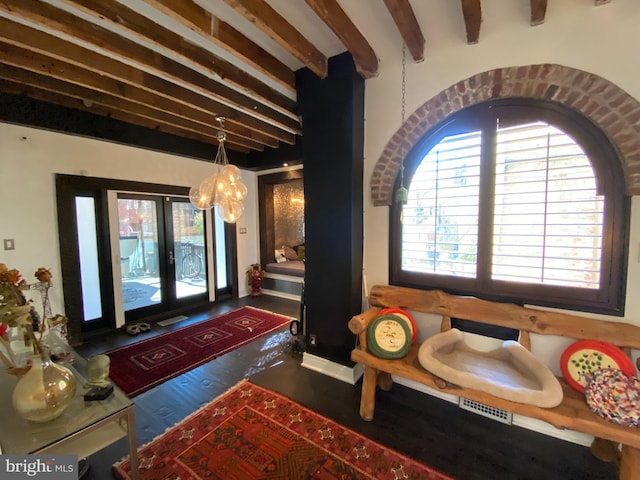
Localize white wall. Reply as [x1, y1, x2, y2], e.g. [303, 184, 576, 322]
[0, 124, 259, 311]
[361, 0, 640, 367]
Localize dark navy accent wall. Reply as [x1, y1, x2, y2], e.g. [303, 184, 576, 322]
[296, 53, 364, 366]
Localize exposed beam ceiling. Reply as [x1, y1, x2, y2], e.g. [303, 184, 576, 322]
[222, 0, 328, 79]
[145, 0, 296, 93]
[0, 0, 619, 167]
[61, 0, 297, 115]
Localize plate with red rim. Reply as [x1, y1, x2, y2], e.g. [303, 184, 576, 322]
[379, 307, 417, 344]
[560, 339, 636, 393]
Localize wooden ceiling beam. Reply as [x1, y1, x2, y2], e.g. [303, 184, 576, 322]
[143, 0, 295, 93]
[0, 40, 278, 149]
[304, 0, 378, 78]
[382, 0, 425, 62]
[222, 0, 328, 79]
[0, 26, 286, 147]
[0, 0, 300, 138]
[0, 78, 246, 151]
[57, 0, 297, 118]
[530, 0, 548, 26]
[0, 66, 255, 153]
[0, 43, 289, 149]
[460, 0, 482, 44]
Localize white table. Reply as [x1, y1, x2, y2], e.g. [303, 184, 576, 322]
[0, 337, 139, 479]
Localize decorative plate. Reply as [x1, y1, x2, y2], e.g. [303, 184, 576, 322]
[367, 314, 412, 360]
[560, 339, 636, 393]
[379, 307, 417, 344]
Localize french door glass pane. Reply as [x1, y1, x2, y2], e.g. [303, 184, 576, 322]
[173, 202, 207, 299]
[214, 206, 227, 289]
[75, 197, 102, 321]
[118, 199, 161, 311]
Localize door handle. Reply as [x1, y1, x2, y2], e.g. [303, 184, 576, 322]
[169, 250, 174, 264]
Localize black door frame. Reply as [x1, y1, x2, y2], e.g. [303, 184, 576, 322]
[56, 174, 238, 341]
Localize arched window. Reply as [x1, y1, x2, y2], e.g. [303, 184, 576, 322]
[390, 99, 629, 315]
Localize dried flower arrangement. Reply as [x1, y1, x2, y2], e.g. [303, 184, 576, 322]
[0, 263, 68, 372]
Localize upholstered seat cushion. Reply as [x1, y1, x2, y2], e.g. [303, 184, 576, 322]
[418, 328, 563, 408]
[264, 260, 305, 277]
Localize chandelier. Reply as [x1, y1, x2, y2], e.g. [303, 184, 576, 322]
[189, 117, 248, 223]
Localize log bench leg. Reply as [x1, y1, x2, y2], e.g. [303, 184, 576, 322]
[377, 371, 393, 391]
[590, 438, 620, 463]
[619, 445, 640, 480]
[360, 365, 378, 421]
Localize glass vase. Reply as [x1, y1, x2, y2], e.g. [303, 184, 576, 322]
[12, 347, 77, 423]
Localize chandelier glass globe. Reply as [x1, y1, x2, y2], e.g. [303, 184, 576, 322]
[188, 117, 247, 223]
[218, 198, 244, 223]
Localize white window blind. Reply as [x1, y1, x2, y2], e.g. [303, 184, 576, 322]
[401, 122, 604, 290]
[401, 131, 481, 277]
[493, 122, 603, 288]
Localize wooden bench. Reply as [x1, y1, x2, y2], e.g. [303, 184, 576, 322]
[348, 285, 640, 480]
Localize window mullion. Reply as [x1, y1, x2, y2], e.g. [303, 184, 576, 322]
[476, 118, 497, 290]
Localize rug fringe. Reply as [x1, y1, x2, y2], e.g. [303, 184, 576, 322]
[112, 378, 251, 475]
[244, 304, 295, 320]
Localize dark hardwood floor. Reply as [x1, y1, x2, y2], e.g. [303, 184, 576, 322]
[76, 295, 617, 480]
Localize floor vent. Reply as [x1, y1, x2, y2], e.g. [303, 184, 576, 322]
[158, 315, 189, 326]
[459, 397, 513, 425]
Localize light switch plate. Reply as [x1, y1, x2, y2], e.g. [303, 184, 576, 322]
[3, 239, 14, 251]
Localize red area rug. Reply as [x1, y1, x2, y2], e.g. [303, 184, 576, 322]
[113, 380, 452, 480]
[107, 307, 291, 397]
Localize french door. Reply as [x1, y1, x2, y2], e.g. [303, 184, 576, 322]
[117, 194, 209, 322]
[56, 174, 237, 339]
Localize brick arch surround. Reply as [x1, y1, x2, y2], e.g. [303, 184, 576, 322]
[371, 64, 640, 206]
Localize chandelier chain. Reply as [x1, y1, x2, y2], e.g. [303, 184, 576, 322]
[396, 42, 409, 208]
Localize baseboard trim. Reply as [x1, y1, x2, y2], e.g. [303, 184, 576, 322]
[260, 289, 301, 301]
[301, 353, 364, 385]
[512, 415, 593, 447]
[393, 376, 459, 404]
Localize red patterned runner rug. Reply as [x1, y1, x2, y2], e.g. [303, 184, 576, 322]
[113, 380, 453, 480]
[106, 307, 291, 397]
